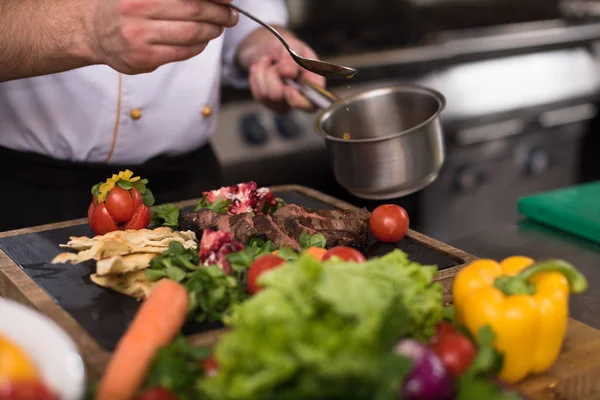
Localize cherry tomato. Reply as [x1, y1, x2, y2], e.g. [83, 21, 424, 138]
[322, 246, 366, 263]
[105, 186, 134, 223]
[202, 355, 219, 377]
[247, 255, 286, 295]
[90, 203, 119, 235]
[369, 204, 410, 243]
[431, 332, 477, 378]
[87, 202, 95, 226]
[130, 187, 144, 210]
[0, 381, 57, 400]
[133, 387, 178, 400]
[122, 205, 151, 231]
[431, 321, 458, 344]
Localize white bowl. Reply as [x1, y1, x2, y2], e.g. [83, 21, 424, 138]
[0, 298, 86, 400]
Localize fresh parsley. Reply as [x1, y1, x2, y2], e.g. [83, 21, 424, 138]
[151, 203, 181, 229]
[145, 242, 200, 283]
[185, 266, 249, 323]
[145, 241, 249, 324]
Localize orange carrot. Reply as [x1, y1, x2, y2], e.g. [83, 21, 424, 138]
[304, 247, 328, 261]
[95, 279, 189, 400]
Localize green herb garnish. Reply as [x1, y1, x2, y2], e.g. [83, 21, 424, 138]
[150, 203, 181, 229]
[195, 195, 232, 214]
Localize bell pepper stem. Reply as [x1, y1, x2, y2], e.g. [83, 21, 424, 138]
[518, 259, 588, 294]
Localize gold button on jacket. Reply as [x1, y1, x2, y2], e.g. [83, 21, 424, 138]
[129, 109, 142, 120]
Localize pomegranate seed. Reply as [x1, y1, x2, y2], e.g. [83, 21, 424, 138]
[248, 181, 257, 190]
[228, 185, 239, 194]
[228, 206, 238, 214]
[270, 199, 277, 206]
[266, 192, 275, 201]
[233, 199, 241, 207]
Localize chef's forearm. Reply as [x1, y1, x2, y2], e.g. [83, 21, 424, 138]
[0, 0, 96, 82]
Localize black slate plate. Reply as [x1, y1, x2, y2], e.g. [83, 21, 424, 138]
[0, 190, 461, 351]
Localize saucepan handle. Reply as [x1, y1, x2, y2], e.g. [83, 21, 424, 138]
[285, 77, 339, 110]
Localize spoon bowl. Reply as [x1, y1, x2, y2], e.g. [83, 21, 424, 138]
[229, 4, 357, 79]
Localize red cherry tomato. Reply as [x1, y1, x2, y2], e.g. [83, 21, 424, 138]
[322, 246, 366, 263]
[88, 202, 96, 225]
[431, 321, 458, 344]
[105, 186, 134, 223]
[133, 387, 178, 400]
[122, 204, 151, 231]
[90, 203, 119, 235]
[202, 355, 219, 377]
[0, 381, 57, 400]
[369, 204, 410, 243]
[130, 187, 144, 210]
[247, 255, 286, 295]
[431, 332, 477, 378]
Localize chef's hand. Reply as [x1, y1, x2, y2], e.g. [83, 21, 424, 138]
[90, 0, 239, 74]
[237, 27, 326, 113]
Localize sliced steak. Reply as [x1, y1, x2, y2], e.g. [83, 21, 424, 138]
[179, 209, 218, 237]
[273, 205, 370, 247]
[210, 214, 233, 233]
[252, 214, 301, 251]
[229, 213, 261, 243]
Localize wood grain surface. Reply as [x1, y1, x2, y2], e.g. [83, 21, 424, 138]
[0, 184, 599, 400]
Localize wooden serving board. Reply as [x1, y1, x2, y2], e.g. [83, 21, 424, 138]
[0, 185, 599, 399]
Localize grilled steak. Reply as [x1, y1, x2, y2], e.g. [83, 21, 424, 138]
[273, 205, 370, 246]
[179, 204, 370, 250]
[252, 214, 301, 251]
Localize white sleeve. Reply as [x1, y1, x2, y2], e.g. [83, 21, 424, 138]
[221, 0, 289, 88]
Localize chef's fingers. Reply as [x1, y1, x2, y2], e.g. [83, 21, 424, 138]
[284, 86, 317, 112]
[141, 43, 210, 70]
[264, 64, 288, 104]
[144, 0, 238, 27]
[146, 21, 224, 46]
[249, 56, 271, 102]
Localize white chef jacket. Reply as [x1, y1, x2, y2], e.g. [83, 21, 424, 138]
[0, 0, 288, 165]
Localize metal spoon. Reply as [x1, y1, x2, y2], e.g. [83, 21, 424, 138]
[228, 4, 358, 79]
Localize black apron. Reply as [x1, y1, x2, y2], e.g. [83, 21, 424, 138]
[0, 144, 224, 232]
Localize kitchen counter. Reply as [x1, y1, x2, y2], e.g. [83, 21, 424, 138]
[450, 220, 600, 330]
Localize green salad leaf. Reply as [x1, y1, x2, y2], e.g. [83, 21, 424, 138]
[150, 203, 181, 228]
[226, 237, 277, 276]
[199, 250, 443, 399]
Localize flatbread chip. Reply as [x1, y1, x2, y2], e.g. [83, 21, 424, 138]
[90, 271, 156, 299]
[52, 228, 197, 264]
[95, 253, 157, 276]
[59, 228, 196, 251]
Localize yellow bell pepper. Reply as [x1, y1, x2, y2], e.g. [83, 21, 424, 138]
[452, 256, 587, 383]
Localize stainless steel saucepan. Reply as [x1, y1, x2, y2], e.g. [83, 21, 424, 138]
[286, 78, 447, 200]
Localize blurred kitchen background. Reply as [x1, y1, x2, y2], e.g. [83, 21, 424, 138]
[211, 0, 600, 244]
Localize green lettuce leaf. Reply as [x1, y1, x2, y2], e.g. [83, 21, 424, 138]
[199, 250, 442, 399]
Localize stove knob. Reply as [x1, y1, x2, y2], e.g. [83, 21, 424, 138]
[525, 148, 550, 176]
[274, 114, 302, 140]
[453, 165, 482, 193]
[240, 114, 268, 145]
